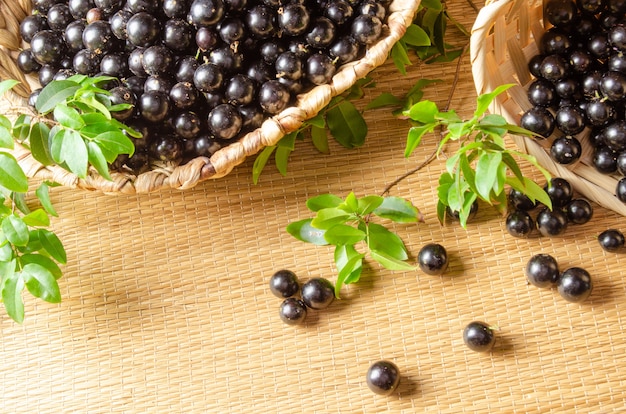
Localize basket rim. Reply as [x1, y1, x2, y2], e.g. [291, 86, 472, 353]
[0, 0, 422, 195]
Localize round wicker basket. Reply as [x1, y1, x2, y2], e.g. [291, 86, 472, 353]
[0, 0, 420, 194]
[470, 0, 626, 217]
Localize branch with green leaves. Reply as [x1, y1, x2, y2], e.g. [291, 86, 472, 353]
[402, 84, 553, 227]
[0, 77, 136, 323]
[286, 193, 421, 297]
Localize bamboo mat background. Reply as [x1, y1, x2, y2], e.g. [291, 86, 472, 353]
[2, 1, 626, 412]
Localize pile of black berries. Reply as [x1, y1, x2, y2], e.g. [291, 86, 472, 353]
[18, 0, 391, 173]
[519, 0, 626, 204]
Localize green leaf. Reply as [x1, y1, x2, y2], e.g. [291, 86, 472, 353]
[93, 131, 135, 156]
[21, 263, 61, 303]
[12, 114, 32, 142]
[0, 79, 19, 96]
[22, 209, 50, 227]
[2, 215, 29, 246]
[373, 196, 420, 223]
[35, 80, 81, 114]
[365, 92, 403, 110]
[19, 253, 62, 280]
[252, 145, 276, 184]
[1, 260, 24, 323]
[367, 223, 408, 261]
[334, 244, 364, 297]
[339, 192, 359, 213]
[420, 0, 443, 11]
[370, 249, 416, 271]
[475, 151, 502, 201]
[37, 229, 67, 264]
[326, 100, 367, 148]
[506, 176, 552, 209]
[286, 218, 328, 245]
[459, 153, 478, 196]
[10, 192, 30, 215]
[35, 182, 58, 217]
[29, 122, 54, 166]
[404, 124, 436, 157]
[53, 104, 85, 129]
[59, 130, 88, 178]
[311, 207, 352, 230]
[0, 243, 13, 261]
[306, 194, 343, 211]
[0, 126, 13, 149]
[324, 224, 366, 245]
[474, 84, 513, 118]
[406, 100, 439, 123]
[87, 141, 112, 181]
[310, 125, 329, 154]
[403, 24, 431, 47]
[275, 145, 292, 176]
[0, 152, 28, 192]
[307, 114, 326, 128]
[391, 41, 411, 75]
[357, 195, 384, 215]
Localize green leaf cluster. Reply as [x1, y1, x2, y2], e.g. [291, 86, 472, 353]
[287, 193, 421, 298]
[253, 77, 373, 183]
[11, 76, 138, 180]
[0, 82, 67, 323]
[392, 0, 469, 74]
[402, 84, 553, 227]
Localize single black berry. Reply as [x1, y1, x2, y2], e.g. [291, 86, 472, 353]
[279, 298, 307, 325]
[269, 269, 300, 298]
[525, 253, 559, 288]
[417, 243, 448, 275]
[598, 229, 625, 252]
[366, 360, 400, 396]
[300, 277, 335, 309]
[463, 321, 496, 352]
[557, 267, 593, 303]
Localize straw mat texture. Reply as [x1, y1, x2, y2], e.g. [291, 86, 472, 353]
[2, 1, 626, 412]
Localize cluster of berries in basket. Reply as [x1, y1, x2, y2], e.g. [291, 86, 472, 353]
[519, 0, 626, 203]
[17, 0, 390, 172]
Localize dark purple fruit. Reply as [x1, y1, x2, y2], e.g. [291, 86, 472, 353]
[138, 90, 170, 123]
[305, 17, 336, 49]
[279, 3, 310, 36]
[602, 121, 626, 152]
[82, 20, 117, 54]
[142, 45, 174, 76]
[246, 5, 276, 39]
[258, 79, 291, 114]
[598, 229, 625, 252]
[417, 243, 448, 275]
[505, 209, 534, 238]
[527, 79, 556, 107]
[351, 14, 382, 45]
[193, 63, 224, 92]
[617, 177, 626, 202]
[47, 4, 73, 31]
[149, 134, 184, 162]
[593, 146, 618, 174]
[30, 30, 66, 65]
[305, 53, 336, 85]
[108, 86, 136, 121]
[539, 54, 569, 82]
[525, 253, 559, 288]
[520, 106, 555, 138]
[550, 135, 582, 164]
[188, 0, 226, 27]
[508, 188, 537, 211]
[544, 177, 573, 209]
[207, 103, 242, 140]
[20, 14, 49, 43]
[555, 105, 585, 135]
[126, 11, 161, 47]
[557, 267, 593, 303]
[463, 321, 496, 352]
[366, 360, 400, 396]
[300, 277, 335, 309]
[16, 50, 42, 74]
[269, 269, 300, 298]
[565, 199, 593, 224]
[536, 207, 568, 236]
[172, 111, 202, 139]
[279, 298, 307, 325]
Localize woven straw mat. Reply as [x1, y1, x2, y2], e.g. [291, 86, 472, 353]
[2, 0, 626, 412]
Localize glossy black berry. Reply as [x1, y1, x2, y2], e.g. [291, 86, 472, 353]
[598, 229, 625, 252]
[30, 30, 66, 65]
[246, 5, 276, 39]
[463, 321, 496, 352]
[520, 106, 555, 138]
[279, 3, 310, 36]
[508, 188, 537, 211]
[269, 269, 300, 298]
[506, 209, 534, 238]
[258, 79, 291, 114]
[617, 152, 626, 175]
[544, 177, 573, 209]
[617, 177, 626, 203]
[366, 361, 400, 396]
[351, 14, 382, 45]
[300, 277, 335, 309]
[126, 12, 161, 47]
[550, 135, 582, 165]
[545, 0, 577, 27]
[188, 0, 226, 27]
[586, 99, 616, 127]
[536, 207, 568, 236]
[306, 53, 336, 85]
[208, 103, 242, 140]
[557, 267, 593, 303]
[565, 199, 593, 224]
[539, 54, 569, 82]
[601, 71, 626, 101]
[417, 243, 448, 275]
[603, 121, 626, 152]
[593, 146, 618, 174]
[555, 105, 585, 135]
[527, 79, 556, 107]
[142, 45, 174, 76]
[525, 253, 559, 288]
[20, 14, 49, 43]
[193, 63, 224, 92]
[82, 20, 117, 54]
[47, 4, 73, 31]
[16, 50, 42, 74]
[279, 298, 307, 325]
[138, 90, 170, 123]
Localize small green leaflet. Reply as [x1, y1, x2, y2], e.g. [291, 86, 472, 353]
[0, 152, 29, 192]
[286, 218, 328, 246]
[306, 194, 343, 211]
[22, 263, 61, 303]
[54, 104, 85, 129]
[35, 182, 58, 217]
[334, 244, 364, 298]
[324, 224, 366, 245]
[2, 215, 30, 247]
[326, 100, 367, 148]
[29, 122, 54, 166]
[1, 260, 25, 324]
[310, 125, 329, 154]
[35, 80, 81, 114]
[22, 209, 50, 227]
[37, 229, 67, 264]
[0, 79, 19, 96]
[373, 196, 421, 223]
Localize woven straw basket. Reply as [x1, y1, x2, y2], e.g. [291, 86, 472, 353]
[470, 0, 626, 217]
[0, 0, 420, 194]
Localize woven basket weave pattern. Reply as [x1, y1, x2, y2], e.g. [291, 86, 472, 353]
[0, 0, 420, 194]
[470, 0, 626, 217]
